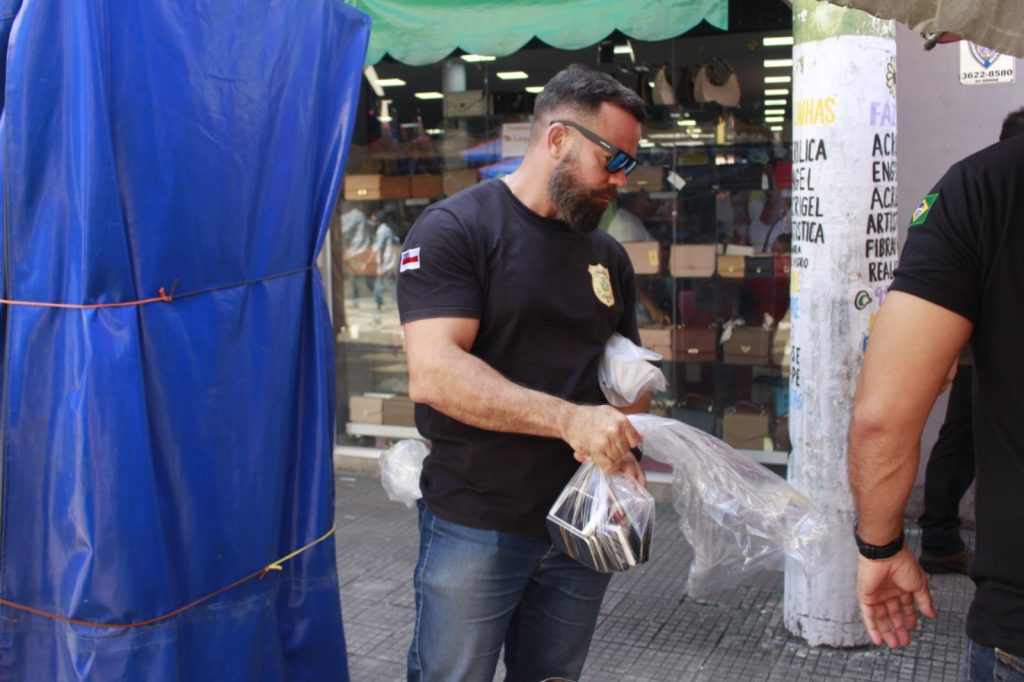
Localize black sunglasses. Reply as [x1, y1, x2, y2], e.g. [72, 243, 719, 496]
[550, 120, 639, 176]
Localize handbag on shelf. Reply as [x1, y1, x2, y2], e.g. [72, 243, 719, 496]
[716, 254, 745, 279]
[673, 325, 717, 363]
[669, 244, 716, 278]
[652, 64, 677, 106]
[722, 325, 771, 365]
[744, 255, 773, 279]
[773, 255, 791, 278]
[670, 394, 716, 435]
[722, 402, 771, 451]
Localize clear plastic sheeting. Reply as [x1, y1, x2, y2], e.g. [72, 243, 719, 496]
[547, 462, 654, 573]
[629, 414, 831, 597]
[380, 440, 430, 508]
[598, 332, 668, 408]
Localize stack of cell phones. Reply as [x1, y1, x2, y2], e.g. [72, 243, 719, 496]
[546, 471, 653, 573]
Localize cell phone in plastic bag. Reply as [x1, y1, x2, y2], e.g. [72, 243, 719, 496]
[546, 462, 655, 573]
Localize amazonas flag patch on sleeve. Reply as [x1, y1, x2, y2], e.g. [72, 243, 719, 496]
[400, 247, 421, 272]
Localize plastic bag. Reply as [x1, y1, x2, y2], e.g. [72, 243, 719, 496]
[379, 439, 429, 508]
[598, 333, 668, 407]
[629, 414, 831, 596]
[546, 462, 655, 573]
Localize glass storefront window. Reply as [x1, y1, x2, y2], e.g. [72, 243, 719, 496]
[330, 24, 794, 462]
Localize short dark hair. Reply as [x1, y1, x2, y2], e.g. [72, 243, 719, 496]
[999, 107, 1024, 141]
[534, 64, 647, 124]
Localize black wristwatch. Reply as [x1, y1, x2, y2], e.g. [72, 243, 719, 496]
[854, 524, 905, 560]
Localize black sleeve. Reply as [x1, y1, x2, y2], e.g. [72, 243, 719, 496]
[397, 206, 483, 323]
[616, 257, 642, 346]
[890, 161, 983, 323]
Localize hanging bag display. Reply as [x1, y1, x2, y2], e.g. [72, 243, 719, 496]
[694, 58, 741, 108]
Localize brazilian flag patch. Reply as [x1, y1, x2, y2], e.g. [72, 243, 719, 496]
[910, 193, 938, 227]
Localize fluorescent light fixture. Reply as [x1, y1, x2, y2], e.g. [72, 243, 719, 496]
[764, 109, 786, 116]
[764, 88, 790, 96]
[376, 78, 406, 87]
[763, 58, 793, 68]
[496, 71, 529, 80]
[379, 115, 392, 123]
[425, 128, 444, 135]
[363, 65, 385, 97]
[613, 43, 633, 55]
[770, 125, 784, 131]
[763, 36, 794, 47]
[525, 86, 544, 94]
[639, 139, 655, 148]
[414, 91, 444, 100]
[676, 119, 697, 127]
[764, 99, 788, 106]
[764, 75, 791, 84]
[461, 54, 496, 62]
[765, 116, 785, 123]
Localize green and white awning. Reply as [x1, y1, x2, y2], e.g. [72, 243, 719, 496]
[345, 0, 729, 66]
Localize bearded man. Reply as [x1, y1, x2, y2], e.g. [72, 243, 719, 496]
[397, 64, 650, 682]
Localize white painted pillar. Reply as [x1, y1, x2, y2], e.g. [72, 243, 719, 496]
[783, 0, 898, 647]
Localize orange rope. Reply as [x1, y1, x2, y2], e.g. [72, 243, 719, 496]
[0, 286, 174, 309]
[0, 524, 335, 629]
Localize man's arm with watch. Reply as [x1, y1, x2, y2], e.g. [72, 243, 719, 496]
[848, 292, 973, 648]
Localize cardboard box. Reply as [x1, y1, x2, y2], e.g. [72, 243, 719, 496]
[623, 164, 663, 193]
[349, 394, 386, 424]
[343, 174, 410, 201]
[442, 168, 478, 196]
[623, 241, 661, 275]
[410, 174, 442, 199]
[382, 395, 416, 427]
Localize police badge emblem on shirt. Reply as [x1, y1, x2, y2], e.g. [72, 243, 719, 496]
[588, 264, 615, 307]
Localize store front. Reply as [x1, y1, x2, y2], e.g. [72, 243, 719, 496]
[330, 0, 796, 470]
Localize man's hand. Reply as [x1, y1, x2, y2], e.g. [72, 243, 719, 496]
[563, 405, 642, 474]
[856, 548, 936, 648]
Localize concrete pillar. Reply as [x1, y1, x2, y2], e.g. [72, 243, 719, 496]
[783, 0, 897, 647]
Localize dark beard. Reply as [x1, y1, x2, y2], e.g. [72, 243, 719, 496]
[549, 158, 615, 233]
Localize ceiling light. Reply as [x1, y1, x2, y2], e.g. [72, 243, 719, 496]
[639, 139, 655, 148]
[497, 71, 529, 80]
[461, 54, 496, 62]
[764, 88, 790, 96]
[765, 116, 785, 123]
[414, 91, 444, 100]
[764, 109, 786, 116]
[363, 65, 385, 97]
[763, 36, 794, 47]
[764, 99, 787, 106]
[770, 125, 784, 131]
[525, 86, 544, 94]
[376, 78, 406, 87]
[425, 128, 444, 135]
[676, 119, 697, 127]
[613, 42, 633, 55]
[763, 59, 793, 68]
[764, 75, 791, 84]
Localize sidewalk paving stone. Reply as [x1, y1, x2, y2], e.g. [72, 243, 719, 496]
[335, 474, 972, 681]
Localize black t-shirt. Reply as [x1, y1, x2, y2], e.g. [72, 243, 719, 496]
[397, 179, 640, 540]
[890, 134, 1024, 655]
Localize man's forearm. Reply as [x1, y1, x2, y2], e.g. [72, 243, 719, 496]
[848, 412, 921, 544]
[408, 343, 579, 440]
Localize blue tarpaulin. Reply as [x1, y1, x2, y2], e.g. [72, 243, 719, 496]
[0, 1, 369, 679]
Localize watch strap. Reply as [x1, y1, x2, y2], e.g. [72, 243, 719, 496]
[854, 524, 905, 560]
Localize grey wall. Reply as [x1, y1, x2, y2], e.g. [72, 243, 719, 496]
[896, 23, 1023, 520]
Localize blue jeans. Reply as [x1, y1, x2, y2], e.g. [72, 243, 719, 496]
[407, 502, 612, 682]
[961, 638, 1024, 681]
